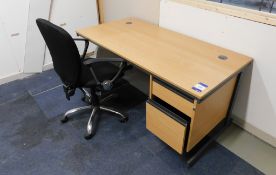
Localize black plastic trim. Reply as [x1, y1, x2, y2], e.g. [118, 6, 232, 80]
[153, 77, 195, 103]
[199, 72, 241, 102]
[147, 99, 188, 126]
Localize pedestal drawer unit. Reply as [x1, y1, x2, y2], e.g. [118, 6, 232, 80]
[146, 100, 188, 154]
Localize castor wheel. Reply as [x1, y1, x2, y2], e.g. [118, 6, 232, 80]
[120, 117, 128, 123]
[60, 116, 69, 123]
[84, 133, 95, 140]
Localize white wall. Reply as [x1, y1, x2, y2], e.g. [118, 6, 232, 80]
[160, 0, 276, 145]
[0, 0, 30, 79]
[24, 0, 52, 73]
[44, 0, 99, 65]
[0, 0, 99, 83]
[103, 0, 160, 24]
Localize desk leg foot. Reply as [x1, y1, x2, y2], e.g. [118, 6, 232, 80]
[186, 119, 232, 167]
[186, 140, 215, 167]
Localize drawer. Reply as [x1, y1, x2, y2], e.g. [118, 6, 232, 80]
[146, 100, 188, 154]
[151, 80, 195, 117]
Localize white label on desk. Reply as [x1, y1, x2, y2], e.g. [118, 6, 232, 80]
[192, 83, 208, 93]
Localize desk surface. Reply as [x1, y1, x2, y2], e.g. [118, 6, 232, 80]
[77, 18, 252, 99]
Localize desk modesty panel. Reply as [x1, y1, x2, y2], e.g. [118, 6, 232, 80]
[76, 18, 252, 100]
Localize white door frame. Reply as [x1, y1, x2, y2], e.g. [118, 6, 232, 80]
[23, 0, 52, 73]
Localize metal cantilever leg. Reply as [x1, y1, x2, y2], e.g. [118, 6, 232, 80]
[84, 106, 128, 140]
[61, 91, 128, 140]
[186, 73, 242, 167]
[85, 107, 99, 140]
[100, 106, 128, 122]
[61, 106, 91, 123]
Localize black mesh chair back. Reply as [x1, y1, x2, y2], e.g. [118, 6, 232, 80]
[36, 18, 81, 87]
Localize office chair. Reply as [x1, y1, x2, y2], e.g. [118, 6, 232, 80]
[36, 18, 129, 139]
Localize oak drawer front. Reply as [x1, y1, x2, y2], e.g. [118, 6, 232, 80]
[152, 80, 195, 117]
[146, 101, 187, 154]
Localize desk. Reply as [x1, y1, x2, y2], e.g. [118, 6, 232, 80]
[77, 18, 252, 165]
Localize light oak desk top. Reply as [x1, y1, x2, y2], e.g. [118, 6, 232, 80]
[77, 18, 252, 100]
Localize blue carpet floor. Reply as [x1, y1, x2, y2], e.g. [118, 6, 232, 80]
[0, 69, 264, 175]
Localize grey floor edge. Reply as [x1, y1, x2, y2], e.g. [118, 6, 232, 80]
[217, 124, 276, 175]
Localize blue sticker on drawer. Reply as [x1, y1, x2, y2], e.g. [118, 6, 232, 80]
[192, 82, 208, 92]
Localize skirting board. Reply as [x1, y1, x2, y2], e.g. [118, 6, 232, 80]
[0, 72, 32, 86]
[0, 63, 53, 86]
[233, 115, 276, 148]
[43, 62, 53, 71]
[0, 50, 94, 86]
